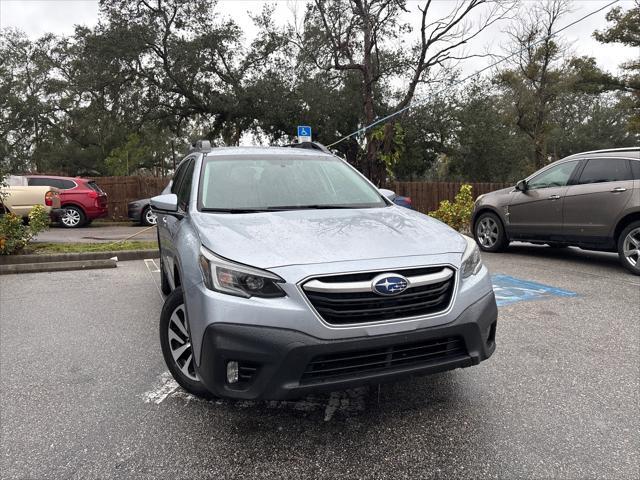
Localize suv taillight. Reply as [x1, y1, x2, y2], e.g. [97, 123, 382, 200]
[45, 191, 55, 206]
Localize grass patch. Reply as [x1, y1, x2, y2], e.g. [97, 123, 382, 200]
[25, 240, 158, 254]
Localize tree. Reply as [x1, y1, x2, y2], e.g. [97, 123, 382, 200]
[0, 30, 59, 172]
[594, 0, 640, 133]
[98, 0, 287, 145]
[447, 81, 531, 182]
[496, 0, 572, 170]
[297, 0, 514, 184]
[393, 94, 457, 180]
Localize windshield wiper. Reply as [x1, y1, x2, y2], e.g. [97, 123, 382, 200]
[265, 204, 357, 211]
[201, 208, 269, 214]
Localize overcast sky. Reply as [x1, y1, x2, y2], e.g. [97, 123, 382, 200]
[1, 0, 637, 77]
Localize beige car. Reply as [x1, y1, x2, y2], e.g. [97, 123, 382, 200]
[1, 175, 63, 221]
[472, 148, 640, 275]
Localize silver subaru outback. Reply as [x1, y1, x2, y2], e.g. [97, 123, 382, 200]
[151, 142, 497, 400]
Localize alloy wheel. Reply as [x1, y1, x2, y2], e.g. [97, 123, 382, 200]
[623, 227, 640, 267]
[61, 208, 82, 227]
[167, 304, 198, 381]
[144, 208, 158, 225]
[477, 217, 499, 248]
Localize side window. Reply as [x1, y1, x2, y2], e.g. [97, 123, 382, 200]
[59, 179, 76, 189]
[176, 160, 195, 211]
[171, 159, 189, 195]
[577, 158, 632, 184]
[629, 160, 640, 180]
[527, 161, 579, 190]
[27, 177, 52, 187]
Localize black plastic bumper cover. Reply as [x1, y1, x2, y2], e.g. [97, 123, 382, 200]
[50, 208, 65, 221]
[196, 292, 498, 400]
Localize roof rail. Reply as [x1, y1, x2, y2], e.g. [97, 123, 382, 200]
[190, 139, 213, 153]
[565, 146, 640, 158]
[284, 141, 332, 154]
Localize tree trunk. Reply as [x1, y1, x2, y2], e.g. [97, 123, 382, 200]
[361, 4, 381, 185]
[534, 134, 547, 169]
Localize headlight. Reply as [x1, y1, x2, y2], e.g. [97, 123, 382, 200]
[461, 235, 482, 278]
[198, 246, 285, 298]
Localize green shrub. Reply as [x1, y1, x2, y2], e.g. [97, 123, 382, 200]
[0, 205, 50, 255]
[429, 184, 474, 233]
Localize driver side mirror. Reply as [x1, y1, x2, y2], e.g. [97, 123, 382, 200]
[151, 193, 178, 213]
[515, 179, 528, 192]
[379, 188, 396, 201]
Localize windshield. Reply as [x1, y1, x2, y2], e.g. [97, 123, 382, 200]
[199, 155, 386, 211]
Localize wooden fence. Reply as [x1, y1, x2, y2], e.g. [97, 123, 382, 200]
[388, 181, 512, 214]
[91, 176, 513, 220]
[91, 176, 169, 220]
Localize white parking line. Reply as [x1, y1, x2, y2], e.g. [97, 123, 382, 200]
[142, 371, 179, 404]
[144, 258, 164, 300]
[142, 370, 367, 420]
[144, 258, 160, 273]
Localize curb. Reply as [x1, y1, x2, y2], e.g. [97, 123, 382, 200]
[0, 259, 118, 275]
[0, 249, 159, 265]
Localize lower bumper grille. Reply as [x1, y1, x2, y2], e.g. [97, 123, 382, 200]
[301, 336, 467, 383]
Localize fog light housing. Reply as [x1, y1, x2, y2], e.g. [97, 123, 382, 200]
[226, 361, 239, 384]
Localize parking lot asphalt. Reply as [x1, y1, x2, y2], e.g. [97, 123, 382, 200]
[1, 246, 638, 479]
[35, 223, 157, 243]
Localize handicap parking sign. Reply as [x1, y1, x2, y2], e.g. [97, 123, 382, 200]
[297, 125, 312, 142]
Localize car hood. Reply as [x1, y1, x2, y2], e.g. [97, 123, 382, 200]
[191, 206, 467, 269]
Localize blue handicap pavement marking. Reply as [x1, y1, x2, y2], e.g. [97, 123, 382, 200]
[491, 274, 578, 307]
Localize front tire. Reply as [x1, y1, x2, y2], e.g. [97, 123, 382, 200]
[60, 205, 86, 228]
[160, 287, 214, 399]
[474, 212, 509, 252]
[141, 206, 157, 226]
[618, 221, 640, 276]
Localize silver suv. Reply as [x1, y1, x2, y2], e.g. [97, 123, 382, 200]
[472, 148, 640, 275]
[152, 142, 497, 400]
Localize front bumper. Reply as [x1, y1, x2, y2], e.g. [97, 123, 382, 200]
[127, 203, 143, 222]
[196, 291, 497, 400]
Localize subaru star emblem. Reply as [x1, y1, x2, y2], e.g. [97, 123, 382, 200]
[371, 273, 409, 296]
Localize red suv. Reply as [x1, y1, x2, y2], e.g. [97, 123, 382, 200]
[27, 176, 109, 228]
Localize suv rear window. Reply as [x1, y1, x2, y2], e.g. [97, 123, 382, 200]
[577, 159, 632, 184]
[86, 181, 104, 193]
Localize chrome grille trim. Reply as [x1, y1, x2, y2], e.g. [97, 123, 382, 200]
[303, 268, 454, 293]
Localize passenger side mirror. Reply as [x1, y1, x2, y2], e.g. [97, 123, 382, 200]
[151, 193, 178, 213]
[515, 179, 528, 192]
[379, 188, 396, 201]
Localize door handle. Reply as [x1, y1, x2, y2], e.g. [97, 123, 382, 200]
[162, 216, 168, 224]
[611, 187, 627, 193]
[548, 195, 560, 200]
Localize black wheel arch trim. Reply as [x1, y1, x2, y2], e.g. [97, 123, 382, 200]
[472, 206, 509, 236]
[613, 210, 640, 243]
[60, 202, 86, 214]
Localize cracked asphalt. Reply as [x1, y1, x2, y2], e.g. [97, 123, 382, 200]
[1, 245, 638, 479]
